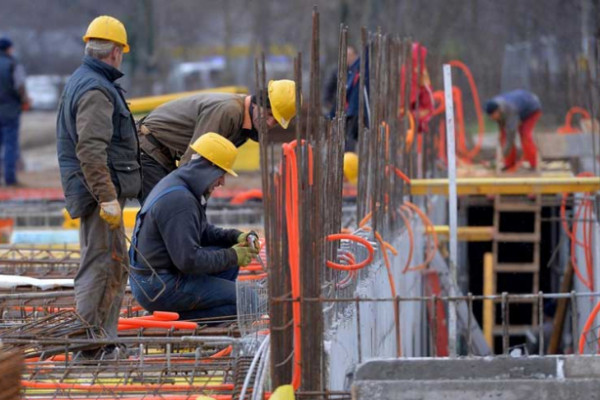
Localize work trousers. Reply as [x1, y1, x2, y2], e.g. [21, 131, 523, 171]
[500, 111, 541, 169]
[139, 151, 170, 204]
[130, 250, 252, 321]
[0, 114, 20, 185]
[75, 200, 128, 339]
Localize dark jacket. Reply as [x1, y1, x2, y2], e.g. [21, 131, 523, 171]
[326, 57, 364, 119]
[141, 93, 249, 168]
[57, 56, 141, 218]
[0, 51, 23, 119]
[131, 158, 241, 275]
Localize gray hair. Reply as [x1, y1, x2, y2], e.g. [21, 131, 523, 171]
[84, 38, 118, 59]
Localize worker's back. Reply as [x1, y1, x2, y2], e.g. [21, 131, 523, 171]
[496, 89, 541, 120]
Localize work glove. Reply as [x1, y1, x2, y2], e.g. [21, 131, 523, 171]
[233, 244, 259, 267]
[99, 199, 122, 230]
[237, 230, 259, 249]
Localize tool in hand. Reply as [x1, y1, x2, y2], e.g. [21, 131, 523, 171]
[247, 232, 267, 270]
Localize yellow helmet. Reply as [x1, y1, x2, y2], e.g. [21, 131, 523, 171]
[83, 16, 130, 53]
[343, 152, 358, 185]
[268, 80, 296, 129]
[190, 133, 238, 177]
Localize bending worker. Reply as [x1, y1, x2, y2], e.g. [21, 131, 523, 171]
[137, 80, 296, 202]
[56, 16, 139, 353]
[485, 89, 542, 171]
[129, 133, 259, 320]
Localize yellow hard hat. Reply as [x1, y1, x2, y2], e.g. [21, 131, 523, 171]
[83, 16, 130, 53]
[268, 80, 296, 129]
[343, 152, 358, 185]
[190, 133, 238, 177]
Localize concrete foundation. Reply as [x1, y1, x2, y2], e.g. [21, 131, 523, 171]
[352, 356, 600, 400]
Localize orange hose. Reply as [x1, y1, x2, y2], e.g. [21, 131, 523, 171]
[230, 189, 263, 205]
[117, 318, 197, 330]
[403, 201, 438, 271]
[560, 172, 596, 290]
[326, 233, 375, 271]
[36, 397, 231, 400]
[579, 299, 600, 354]
[282, 142, 302, 389]
[374, 232, 397, 297]
[558, 106, 591, 134]
[447, 60, 485, 161]
[398, 205, 415, 273]
[237, 273, 268, 281]
[20, 380, 233, 392]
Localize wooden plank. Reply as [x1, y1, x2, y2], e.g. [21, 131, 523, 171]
[410, 176, 600, 196]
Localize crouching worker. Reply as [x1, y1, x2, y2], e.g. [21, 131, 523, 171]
[129, 133, 259, 321]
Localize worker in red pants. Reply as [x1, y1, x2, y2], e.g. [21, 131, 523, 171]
[485, 89, 542, 171]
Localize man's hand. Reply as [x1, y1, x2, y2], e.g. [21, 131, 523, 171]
[99, 199, 121, 230]
[237, 230, 259, 248]
[233, 244, 259, 266]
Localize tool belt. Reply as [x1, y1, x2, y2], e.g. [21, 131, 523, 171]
[138, 124, 177, 172]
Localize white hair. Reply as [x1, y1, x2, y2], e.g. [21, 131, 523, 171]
[84, 38, 118, 59]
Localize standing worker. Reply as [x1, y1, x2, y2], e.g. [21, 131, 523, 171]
[485, 89, 542, 171]
[323, 45, 366, 151]
[137, 80, 296, 202]
[56, 16, 140, 356]
[400, 42, 434, 154]
[129, 133, 259, 320]
[0, 37, 29, 186]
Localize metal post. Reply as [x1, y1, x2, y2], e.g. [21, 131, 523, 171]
[443, 64, 458, 357]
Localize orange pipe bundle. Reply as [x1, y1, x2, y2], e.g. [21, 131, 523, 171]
[117, 311, 197, 331]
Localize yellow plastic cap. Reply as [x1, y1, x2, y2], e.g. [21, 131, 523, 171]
[83, 15, 130, 53]
[190, 133, 238, 177]
[343, 152, 358, 185]
[268, 79, 296, 129]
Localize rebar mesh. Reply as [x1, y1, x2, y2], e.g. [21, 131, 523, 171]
[236, 277, 269, 339]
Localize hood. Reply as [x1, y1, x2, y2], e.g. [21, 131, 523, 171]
[172, 158, 224, 203]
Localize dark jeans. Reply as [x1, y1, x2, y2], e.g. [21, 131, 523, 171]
[130, 262, 241, 321]
[139, 152, 170, 204]
[345, 115, 359, 152]
[0, 114, 20, 185]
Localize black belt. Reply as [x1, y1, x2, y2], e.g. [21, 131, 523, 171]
[130, 265, 174, 276]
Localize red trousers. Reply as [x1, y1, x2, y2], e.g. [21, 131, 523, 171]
[500, 111, 541, 169]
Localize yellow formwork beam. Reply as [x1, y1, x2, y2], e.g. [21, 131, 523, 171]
[129, 85, 248, 114]
[429, 226, 493, 242]
[483, 252, 494, 348]
[410, 176, 600, 196]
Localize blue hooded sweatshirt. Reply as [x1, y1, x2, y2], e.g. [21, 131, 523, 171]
[130, 157, 241, 275]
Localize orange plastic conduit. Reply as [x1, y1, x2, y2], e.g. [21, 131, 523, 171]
[326, 234, 375, 271]
[374, 231, 397, 297]
[447, 60, 485, 161]
[579, 298, 600, 354]
[398, 205, 415, 273]
[20, 380, 234, 392]
[403, 201, 438, 271]
[558, 106, 591, 134]
[230, 189, 263, 205]
[282, 142, 302, 390]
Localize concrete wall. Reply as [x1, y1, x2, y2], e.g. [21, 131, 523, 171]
[352, 356, 600, 400]
[325, 216, 427, 390]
